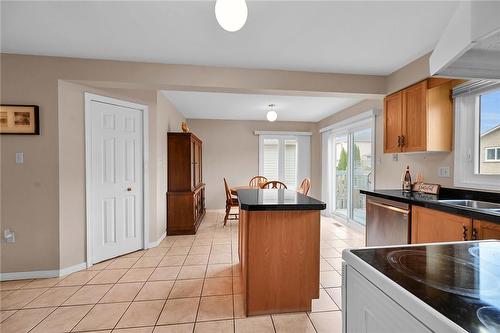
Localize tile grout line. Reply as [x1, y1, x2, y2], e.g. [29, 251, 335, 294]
[152, 245, 179, 330]
[193, 222, 215, 328]
[68, 254, 143, 332]
[109, 243, 170, 331]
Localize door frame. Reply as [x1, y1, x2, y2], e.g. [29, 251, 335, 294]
[84, 93, 149, 267]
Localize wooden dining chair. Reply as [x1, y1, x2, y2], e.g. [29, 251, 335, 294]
[223, 178, 239, 226]
[298, 177, 311, 195]
[260, 180, 287, 189]
[249, 176, 268, 187]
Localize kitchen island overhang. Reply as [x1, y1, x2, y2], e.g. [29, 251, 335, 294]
[236, 189, 326, 316]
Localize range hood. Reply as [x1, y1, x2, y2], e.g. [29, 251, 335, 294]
[430, 1, 500, 79]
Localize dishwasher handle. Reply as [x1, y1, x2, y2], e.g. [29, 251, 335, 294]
[367, 200, 410, 215]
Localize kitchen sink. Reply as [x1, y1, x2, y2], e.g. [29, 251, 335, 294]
[438, 199, 500, 211]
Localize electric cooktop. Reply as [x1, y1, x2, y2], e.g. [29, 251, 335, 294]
[351, 241, 500, 333]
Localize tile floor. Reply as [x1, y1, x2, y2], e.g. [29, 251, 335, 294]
[0, 212, 364, 333]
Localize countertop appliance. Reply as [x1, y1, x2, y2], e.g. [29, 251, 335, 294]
[342, 241, 500, 333]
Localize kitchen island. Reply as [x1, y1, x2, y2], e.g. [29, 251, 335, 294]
[236, 189, 326, 316]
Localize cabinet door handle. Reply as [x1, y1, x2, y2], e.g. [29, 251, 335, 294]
[472, 227, 477, 240]
[463, 225, 468, 241]
[397, 136, 401, 147]
[401, 135, 405, 146]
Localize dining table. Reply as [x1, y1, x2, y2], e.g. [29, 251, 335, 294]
[230, 185, 259, 196]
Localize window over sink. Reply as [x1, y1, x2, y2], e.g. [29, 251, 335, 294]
[454, 81, 500, 190]
[479, 90, 500, 174]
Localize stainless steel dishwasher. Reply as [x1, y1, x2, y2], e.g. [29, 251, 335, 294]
[366, 196, 410, 246]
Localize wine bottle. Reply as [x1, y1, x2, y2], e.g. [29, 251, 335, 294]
[403, 165, 412, 192]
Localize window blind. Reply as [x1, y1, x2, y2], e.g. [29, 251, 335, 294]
[284, 140, 298, 188]
[263, 139, 279, 180]
[452, 80, 500, 98]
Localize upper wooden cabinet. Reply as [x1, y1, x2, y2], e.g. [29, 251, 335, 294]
[384, 78, 453, 153]
[384, 92, 404, 153]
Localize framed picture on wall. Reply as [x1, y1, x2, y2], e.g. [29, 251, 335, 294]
[0, 105, 40, 135]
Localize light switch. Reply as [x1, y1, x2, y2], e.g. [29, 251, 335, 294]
[15, 152, 24, 164]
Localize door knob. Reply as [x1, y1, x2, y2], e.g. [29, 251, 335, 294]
[127, 187, 132, 192]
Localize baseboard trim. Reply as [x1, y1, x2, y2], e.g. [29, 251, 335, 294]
[0, 262, 87, 281]
[59, 262, 87, 277]
[148, 231, 166, 248]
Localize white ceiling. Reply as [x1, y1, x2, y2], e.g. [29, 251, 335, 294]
[1, 1, 458, 75]
[162, 90, 362, 122]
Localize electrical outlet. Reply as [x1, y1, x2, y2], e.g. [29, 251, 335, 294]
[4, 229, 15, 243]
[438, 166, 450, 178]
[392, 154, 398, 162]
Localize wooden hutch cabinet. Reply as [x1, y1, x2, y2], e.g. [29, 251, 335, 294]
[167, 132, 205, 235]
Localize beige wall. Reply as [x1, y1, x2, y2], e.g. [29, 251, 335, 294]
[318, 99, 383, 130]
[385, 53, 431, 95]
[318, 99, 454, 194]
[3, 53, 382, 274]
[1, 76, 184, 272]
[1, 59, 60, 273]
[187, 119, 320, 209]
[156, 93, 186, 238]
[0, 51, 443, 274]
[57, 81, 169, 269]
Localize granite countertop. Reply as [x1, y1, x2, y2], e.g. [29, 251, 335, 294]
[237, 189, 326, 211]
[361, 188, 500, 223]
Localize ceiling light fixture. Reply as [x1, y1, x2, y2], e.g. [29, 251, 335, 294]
[215, 0, 248, 32]
[267, 104, 277, 122]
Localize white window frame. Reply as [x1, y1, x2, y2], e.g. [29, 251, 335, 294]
[256, 131, 311, 189]
[454, 86, 500, 190]
[484, 147, 500, 162]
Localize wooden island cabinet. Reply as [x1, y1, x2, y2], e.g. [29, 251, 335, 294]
[166, 132, 205, 235]
[236, 189, 326, 316]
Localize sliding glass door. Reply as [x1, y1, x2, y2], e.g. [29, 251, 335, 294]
[334, 134, 349, 219]
[331, 126, 373, 226]
[351, 128, 373, 224]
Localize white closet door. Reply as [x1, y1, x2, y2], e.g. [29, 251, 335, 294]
[89, 99, 143, 263]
